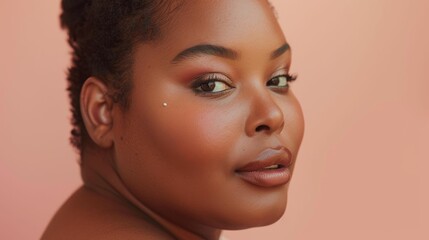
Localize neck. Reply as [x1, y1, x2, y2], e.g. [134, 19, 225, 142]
[80, 145, 222, 240]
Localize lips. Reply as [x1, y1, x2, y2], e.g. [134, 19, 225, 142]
[235, 147, 293, 187]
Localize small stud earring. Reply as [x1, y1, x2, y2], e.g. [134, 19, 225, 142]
[162, 102, 168, 107]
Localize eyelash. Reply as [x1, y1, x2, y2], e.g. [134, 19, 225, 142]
[191, 73, 298, 96]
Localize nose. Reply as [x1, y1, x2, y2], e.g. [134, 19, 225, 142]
[245, 90, 285, 137]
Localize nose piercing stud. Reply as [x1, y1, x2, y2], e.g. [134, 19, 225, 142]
[162, 102, 168, 107]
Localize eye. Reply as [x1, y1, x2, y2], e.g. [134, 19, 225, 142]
[197, 80, 230, 93]
[266, 74, 297, 89]
[192, 73, 234, 95]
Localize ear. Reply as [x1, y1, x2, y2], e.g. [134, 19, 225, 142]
[80, 77, 114, 148]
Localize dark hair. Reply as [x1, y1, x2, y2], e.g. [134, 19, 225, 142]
[60, 0, 183, 154]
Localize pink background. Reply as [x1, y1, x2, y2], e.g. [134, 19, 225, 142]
[1, 0, 427, 239]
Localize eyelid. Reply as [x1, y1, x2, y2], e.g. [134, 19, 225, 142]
[201, 72, 232, 82]
[190, 73, 233, 88]
[271, 67, 289, 78]
[271, 65, 297, 80]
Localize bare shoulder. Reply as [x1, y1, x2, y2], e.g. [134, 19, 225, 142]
[41, 186, 173, 240]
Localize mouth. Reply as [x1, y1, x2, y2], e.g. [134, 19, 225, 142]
[235, 147, 293, 188]
[262, 164, 283, 170]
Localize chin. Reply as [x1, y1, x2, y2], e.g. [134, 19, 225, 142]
[217, 197, 288, 230]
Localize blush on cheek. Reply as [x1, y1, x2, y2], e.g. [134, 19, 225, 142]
[158, 107, 237, 168]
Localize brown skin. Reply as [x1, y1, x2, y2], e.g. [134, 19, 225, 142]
[42, 0, 304, 239]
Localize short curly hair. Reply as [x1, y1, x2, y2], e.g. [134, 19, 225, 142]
[60, 0, 183, 154]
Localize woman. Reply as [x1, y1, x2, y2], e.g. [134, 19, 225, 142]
[42, 0, 304, 239]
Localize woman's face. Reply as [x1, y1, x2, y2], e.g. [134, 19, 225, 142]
[112, 0, 304, 231]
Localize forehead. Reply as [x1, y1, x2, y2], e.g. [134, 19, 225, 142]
[156, 0, 285, 53]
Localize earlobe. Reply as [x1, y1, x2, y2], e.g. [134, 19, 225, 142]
[80, 77, 114, 148]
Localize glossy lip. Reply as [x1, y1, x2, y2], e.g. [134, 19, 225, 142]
[235, 147, 293, 188]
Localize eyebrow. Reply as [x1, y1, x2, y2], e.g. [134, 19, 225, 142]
[171, 44, 238, 64]
[271, 43, 290, 59]
[171, 42, 290, 64]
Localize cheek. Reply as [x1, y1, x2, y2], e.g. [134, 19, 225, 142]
[116, 79, 245, 179]
[281, 91, 305, 153]
[146, 101, 242, 170]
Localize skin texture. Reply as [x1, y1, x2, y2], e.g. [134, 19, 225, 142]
[42, 0, 304, 239]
